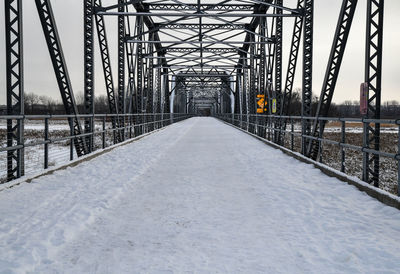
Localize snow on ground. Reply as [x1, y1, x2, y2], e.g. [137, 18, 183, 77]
[0, 117, 399, 273]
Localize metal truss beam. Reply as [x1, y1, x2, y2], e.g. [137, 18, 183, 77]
[146, 33, 154, 114]
[94, 0, 121, 143]
[301, 0, 313, 155]
[163, 68, 170, 114]
[147, 3, 254, 11]
[5, 0, 24, 181]
[84, 0, 94, 152]
[94, 0, 140, 12]
[158, 23, 246, 30]
[165, 48, 238, 54]
[280, 0, 304, 117]
[126, 39, 275, 45]
[98, 11, 300, 18]
[117, 0, 125, 140]
[125, 8, 136, 115]
[363, 0, 384, 187]
[308, 0, 358, 159]
[35, 0, 88, 157]
[249, 36, 257, 115]
[136, 16, 144, 114]
[274, 0, 283, 142]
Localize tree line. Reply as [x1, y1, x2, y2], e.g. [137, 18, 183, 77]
[22, 92, 110, 115]
[284, 88, 400, 119]
[19, 90, 400, 119]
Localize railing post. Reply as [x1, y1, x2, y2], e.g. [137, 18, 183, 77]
[362, 119, 369, 182]
[291, 118, 294, 151]
[44, 117, 49, 169]
[267, 116, 271, 141]
[318, 119, 323, 163]
[397, 124, 400, 196]
[129, 115, 132, 138]
[341, 120, 346, 173]
[102, 116, 106, 149]
[90, 115, 94, 152]
[69, 117, 74, 161]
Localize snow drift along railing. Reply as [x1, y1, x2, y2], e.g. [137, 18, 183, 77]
[216, 114, 400, 197]
[0, 113, 191, 184]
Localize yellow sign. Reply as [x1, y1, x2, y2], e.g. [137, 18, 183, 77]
[272, 99, 277, 113]
[256, 94, 268, 113]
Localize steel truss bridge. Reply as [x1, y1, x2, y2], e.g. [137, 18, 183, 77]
[2, 0, 399, 195]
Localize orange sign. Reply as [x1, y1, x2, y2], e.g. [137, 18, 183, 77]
[256, 94, 268, 113]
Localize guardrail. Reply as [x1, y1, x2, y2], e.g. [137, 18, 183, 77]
[216, 113, 400, 196]
[0, 113, 192, 184]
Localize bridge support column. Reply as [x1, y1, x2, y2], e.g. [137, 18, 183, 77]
[84, 0, 94, 152]
[5, 0, 24, 181]
[362, 0, 384, 187]
[301, 0, 313, 155]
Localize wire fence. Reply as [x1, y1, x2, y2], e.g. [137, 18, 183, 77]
[0, 113, 191, 184]
[216, 113, 400, 197]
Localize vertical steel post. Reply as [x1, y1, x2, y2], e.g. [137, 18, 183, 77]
[117, 0, 125, 140]
[5, 0, 24, 181]
[291, 119, 294, 151]
[249, 35, 256, 133]
[397, 125, 400, 196]
[318, 119, 323, 163]
[301, 0, 313, 155]
[44, 118, 49, 169]
[146, 33, 154, 132]
[363, 0, 384, 187]
[341, 120, 346, 173]
[69, 118, 74, 161]
[102, 116, 106, 149]
[274, 0, 283, 143]
[279, 0, 304, 143]
[84, 0, 94, 153]
[94, 0, 120, 144]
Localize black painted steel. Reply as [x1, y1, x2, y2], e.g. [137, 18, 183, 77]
[301, 0, 313, 155]
[84, 0, 95, 152]
[363, 0, 384, 187]
[308, 0, 358, 160]
[5, 0, 24, 180]
[35, 0, 88, 157]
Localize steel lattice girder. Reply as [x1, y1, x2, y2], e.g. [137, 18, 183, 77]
[280, 0, 304, 118]
[301, 0, 313, 155]
[35, 0, 88, 157]
[273, 0, 284, 142]
[5, 0, 24, 181]
[307, 0, 358, 160]
[94, 0, 122, 143]
[84, 0, 94, 152]
[363, 0, 384, 187]
[158, 23, 247, 30]
[146, 3, 254, 11]
[117, 0, 125, 140]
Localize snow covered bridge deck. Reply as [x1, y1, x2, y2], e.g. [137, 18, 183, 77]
[1, 117, 400, 272]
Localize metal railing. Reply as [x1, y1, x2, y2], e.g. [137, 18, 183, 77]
[216, 113, 400, 196]
[0, 113, 192, 184]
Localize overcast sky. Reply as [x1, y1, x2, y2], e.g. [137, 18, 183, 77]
[0, 0, 399, 105]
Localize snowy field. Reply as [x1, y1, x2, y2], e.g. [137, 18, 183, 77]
[0, 117, 400, 273]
